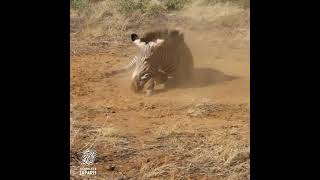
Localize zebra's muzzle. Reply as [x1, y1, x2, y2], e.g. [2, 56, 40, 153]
[140, 73, 151, 81]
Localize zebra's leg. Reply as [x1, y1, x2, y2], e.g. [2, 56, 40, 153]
[131, 76, 143, 93]
[144, 78, 155, 96]
[109, 56, 139, 76]
[154, 71, 168, 85]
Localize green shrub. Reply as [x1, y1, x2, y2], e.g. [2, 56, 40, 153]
[113, 0, 190, 16]
[163, 0, 191, 10]
[202, 0, 250, 9]
[113, 0, 149, 15]
[145, 4, 166, 16]
[71, 0, 89, 9]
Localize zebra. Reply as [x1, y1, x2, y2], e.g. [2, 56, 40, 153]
[115, 28, 194, 96]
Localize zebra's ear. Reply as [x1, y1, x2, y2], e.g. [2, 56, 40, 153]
[149, 39, 164, 48]
[131, 33, 139, 41]
[132, 34, 146, 49]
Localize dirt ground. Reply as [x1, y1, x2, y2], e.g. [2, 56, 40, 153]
[70, 4, 250, 180]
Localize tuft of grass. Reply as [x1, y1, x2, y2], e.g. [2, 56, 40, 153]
[143, 123, 250, 179]
[100, 126, 124, 137]
[202, 0, 250, 9]
[163, 0, 191, 11]
[112, 0, 191, 16]
[145, 4, 166, 16]
[112, 0, 149, 15]
[140, 163, 177, 179]
[71, 0, 89, 9]
[95, 126, 130, 148]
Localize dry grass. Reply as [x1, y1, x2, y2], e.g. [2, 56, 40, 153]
[70, 103, 80, 150]
[139, 123, 250, 179]
[70, 105, 249, 179]
[202, 0, 250, 9]
[70, 104, 249, 179]
[70, 1, 250, 179]
[96, 126, 130, 148]
[179, 0, 250, 41]
[70, 119, 132, 179]
[71, 0, 131, 39]
[71, 0, 185, 39]
[71, 0, 250, 47]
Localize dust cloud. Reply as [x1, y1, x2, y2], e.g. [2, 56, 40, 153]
[119, 1, 250, 103]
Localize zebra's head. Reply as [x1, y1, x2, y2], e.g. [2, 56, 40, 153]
[131, 33, 165, 53]
[130, 33, 165, 92]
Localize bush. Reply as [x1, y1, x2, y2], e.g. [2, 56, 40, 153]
[71, 0, 89, 9]
[113, 0, 190, 16]
[202, 0, 250, 9]
[145, 4, 166, 16]
[163, 0, 190, 11]
[113, 0, 149, 15]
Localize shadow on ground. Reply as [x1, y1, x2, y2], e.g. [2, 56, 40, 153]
[154, 67, 238, 94]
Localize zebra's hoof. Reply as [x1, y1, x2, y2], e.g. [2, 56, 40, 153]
[145, 90, 153, 96]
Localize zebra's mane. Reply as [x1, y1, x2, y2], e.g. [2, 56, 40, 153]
[140, 29, 184, 43]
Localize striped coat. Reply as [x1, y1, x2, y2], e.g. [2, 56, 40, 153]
[117, 29, 194, 95]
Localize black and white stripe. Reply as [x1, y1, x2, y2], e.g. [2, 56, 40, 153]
[115, 29, 193, 93]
